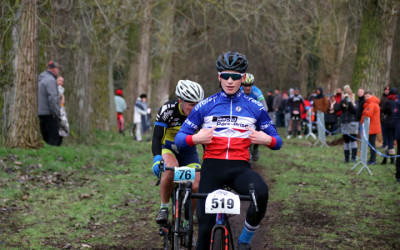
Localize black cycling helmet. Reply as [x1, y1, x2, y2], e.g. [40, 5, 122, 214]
[216, 51, 248, 73]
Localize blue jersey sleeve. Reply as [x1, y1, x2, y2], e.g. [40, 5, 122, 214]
[252, 86, 265, 102]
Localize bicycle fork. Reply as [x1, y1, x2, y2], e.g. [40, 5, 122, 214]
[210, 214, 230, 250]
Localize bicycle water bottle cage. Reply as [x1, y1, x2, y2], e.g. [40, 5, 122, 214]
[205, 189, 240, 215]
[173, 167, 196, 183]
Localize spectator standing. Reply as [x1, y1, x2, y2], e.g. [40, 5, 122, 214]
[266, 90, 274, 120]
[380, 87, 397, 164]
[361, 91, 381, 165]
[287, 87, 305, 139]
[273, 89, 283, 127]
[380, 86, 390, 149]
[134, 93, 148, 141]
[325, 95, 337, 136]
[301, 96, 312, 135]
[38, 60, 62, 146]
[313, 87, 329, 113]
[356, 88, 366, 135]
[281, 91, 291, 136]
[390, 88, 400, 183]
[115, 89, 127, 135]
[57, 76, 69, 143]
[313, 87, 329, 126]
[334, 87, 343, 132]
[334, 85, 358, 163]
[57, 76, 65, 107]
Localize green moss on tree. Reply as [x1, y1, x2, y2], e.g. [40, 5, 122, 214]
[351, 1, 383, 90]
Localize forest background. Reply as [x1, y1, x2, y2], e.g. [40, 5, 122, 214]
[1, 0, 400, 148]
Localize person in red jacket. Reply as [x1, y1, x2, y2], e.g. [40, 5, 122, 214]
[361, 91, 382, 165]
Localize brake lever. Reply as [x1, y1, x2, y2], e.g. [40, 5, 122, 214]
[155, 159, 165, 186]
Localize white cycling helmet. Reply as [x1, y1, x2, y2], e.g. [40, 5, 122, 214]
[175, 80, 204, 103]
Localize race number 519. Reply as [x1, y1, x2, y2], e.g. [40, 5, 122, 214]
[205, 189, 240, 214]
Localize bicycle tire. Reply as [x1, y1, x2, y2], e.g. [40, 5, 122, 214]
[210, 225, 230, 250]
[173, 188, 194, 250]
[174, 190, 183, 250]
[183, 198, 193, 249]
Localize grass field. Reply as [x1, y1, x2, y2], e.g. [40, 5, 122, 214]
[0, 129, 399, 249]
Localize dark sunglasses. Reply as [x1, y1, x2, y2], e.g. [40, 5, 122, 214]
[219, 72, 243, 81]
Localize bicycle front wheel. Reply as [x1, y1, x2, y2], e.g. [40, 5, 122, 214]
[173, 191, 193, 250]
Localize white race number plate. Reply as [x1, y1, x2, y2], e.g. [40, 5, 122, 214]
[205, 189, 240, 214]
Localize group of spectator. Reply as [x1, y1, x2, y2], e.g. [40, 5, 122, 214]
[38, 60, 69, 147]
[262, 83, 399, 182]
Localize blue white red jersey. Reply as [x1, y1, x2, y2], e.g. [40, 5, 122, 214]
[175, 91, 282, 161]
[240, 85, 265, 102]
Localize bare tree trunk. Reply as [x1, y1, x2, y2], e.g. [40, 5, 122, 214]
[5, 0, 41, 148]
[69, 23, 92, 142]
[328, 22, 348, 93]
[351, 0, 399, 95]
[154, 0, 176, 107]
[390, 11, 400, 86]
[107, 50, 116, 132]
[138, 0, 153, 98]
[125, 0, 153, 123]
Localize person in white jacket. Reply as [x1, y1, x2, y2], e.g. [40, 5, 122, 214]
[134, 94, 148, 141]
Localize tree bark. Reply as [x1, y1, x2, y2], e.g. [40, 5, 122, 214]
[154, 0, 176, 107]
[351, 0, 399, 95]
[5, 0, 41, 148]
[125, 0, 153, 123]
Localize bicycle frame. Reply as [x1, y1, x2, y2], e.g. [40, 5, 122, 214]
[191, 184, 258, 250]
[156, 162, 198, 250]
[210, 213, 233, 249]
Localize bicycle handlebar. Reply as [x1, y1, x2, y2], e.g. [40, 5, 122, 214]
[191, 183, 258, 211]
[155, 160, 200, 186]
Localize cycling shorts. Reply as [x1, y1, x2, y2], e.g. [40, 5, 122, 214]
[162, 143, 201, 169]
[291, 113, 301, 121]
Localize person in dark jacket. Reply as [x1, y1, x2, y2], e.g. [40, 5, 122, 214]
[390, 88, 400, 183]
[380, 88, 397, 164]
[334, 85, 358, 163]
[380, 86, 390, 149]
[325, 95, 338, 136]
[38, 60, 62, 146]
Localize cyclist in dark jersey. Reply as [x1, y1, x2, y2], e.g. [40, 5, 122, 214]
[152, 80, 204, 224]
[175, 51, 282, 250]
[287, 87, 305, 138]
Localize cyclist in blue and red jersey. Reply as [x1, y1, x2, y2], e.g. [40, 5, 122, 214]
[241, 73, 268, 162]
[175, 51, 282, 250]
[151, 80, 204, 225]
